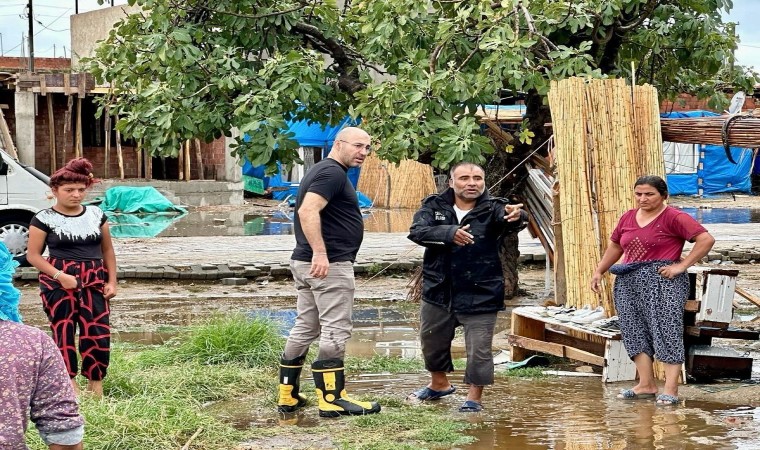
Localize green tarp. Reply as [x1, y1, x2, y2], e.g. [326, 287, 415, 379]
[100, 186, 186, 214]
[96, 187, 187, 238]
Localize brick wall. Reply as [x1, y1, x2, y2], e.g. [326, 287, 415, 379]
[2, 89, 227, 180]
[0, 57, 71, 73]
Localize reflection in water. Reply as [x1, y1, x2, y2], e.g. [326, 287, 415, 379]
[154, 208, 417, 237]
[461, 378, 760, 450]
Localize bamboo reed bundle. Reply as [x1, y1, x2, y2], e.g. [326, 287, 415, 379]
[661, 116, 760, 147]
[356, 153, 436, 209]
[548, 77, 666, 314]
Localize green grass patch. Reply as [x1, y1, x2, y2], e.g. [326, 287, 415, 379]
[135, 314, 284, 368]
[26, 315, 475, 450]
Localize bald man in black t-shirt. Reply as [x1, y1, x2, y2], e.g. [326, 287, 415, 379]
[277, 127, 381, 418]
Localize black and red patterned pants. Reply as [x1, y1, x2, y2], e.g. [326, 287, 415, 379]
[39, 257, 110, 381]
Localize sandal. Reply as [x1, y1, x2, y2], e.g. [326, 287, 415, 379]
[406, 385, 456, 402]
[656, 394, 679, 405]
[618, 389, 656, 400]
[458, 400, 483, 412]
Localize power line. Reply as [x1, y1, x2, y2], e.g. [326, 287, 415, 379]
[4, 5, 71, 55]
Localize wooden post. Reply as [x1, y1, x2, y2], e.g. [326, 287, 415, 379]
[103, 105, 111, 178]
[62, 95, 73, 165]
[194, 138, 204, 180]
[184, 139, 191, 180]
[136, 140, 142, 178]
[115, 114, 124, 179]
[552, 181, 567, 306]
[144, 143, 152, 179]
[177, 142, 184, 181]
[75, 96, 83, 158]
[46, 95, 57, 172]
[0, 106, 18, 160]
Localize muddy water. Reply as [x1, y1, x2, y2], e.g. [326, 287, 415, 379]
[152, 209, 418, 237]
[19, 295, 760, 448]
[142, 207, 760, 239]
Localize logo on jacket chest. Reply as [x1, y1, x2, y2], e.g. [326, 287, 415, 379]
[434, 211, 447, 221]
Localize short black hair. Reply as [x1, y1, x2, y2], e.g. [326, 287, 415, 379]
[634, 175, 668, 198]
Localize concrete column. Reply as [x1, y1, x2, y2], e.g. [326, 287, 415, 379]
[14, 91, 36, 165]
[224, 127, 241, 182]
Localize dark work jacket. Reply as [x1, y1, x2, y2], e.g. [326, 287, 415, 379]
[407, 188, 528, 314]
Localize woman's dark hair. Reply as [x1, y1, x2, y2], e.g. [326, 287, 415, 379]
[49, 158, 97, 188]
[634, 175, 668, 198]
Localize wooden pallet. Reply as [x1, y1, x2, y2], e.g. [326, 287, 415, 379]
[508, 307, 636, 382]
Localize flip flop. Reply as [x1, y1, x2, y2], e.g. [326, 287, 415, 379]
[458, 400, 483, 412]
[618, 389, 656, 400]
[407, 385, 456, 401]
[656, 394, 679, 405]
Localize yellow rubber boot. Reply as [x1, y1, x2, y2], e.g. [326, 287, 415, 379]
[278, 355, 308, 413]
[312, 359, 381, 418]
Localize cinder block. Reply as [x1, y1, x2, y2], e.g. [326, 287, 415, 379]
[270, 266, 291, 276]
[244, 267, 262, 278]
[221, 277, 248, 286]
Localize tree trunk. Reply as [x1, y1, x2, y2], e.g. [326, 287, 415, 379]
[500, 232, 521, 299]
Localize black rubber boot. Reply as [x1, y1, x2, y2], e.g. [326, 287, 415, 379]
[312, 359, 381, 418]
[278, 355, 308, 413]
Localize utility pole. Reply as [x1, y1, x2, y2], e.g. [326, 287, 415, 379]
[27, 0, 34, 72]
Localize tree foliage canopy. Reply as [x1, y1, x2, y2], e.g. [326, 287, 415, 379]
[88, 0, 756, 173]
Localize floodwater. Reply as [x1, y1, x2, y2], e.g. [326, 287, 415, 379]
[679, 207, 760, 225]
[159, 208, 418, 237]
[19, 295, 760, 449]
[108, 207, 760, 239]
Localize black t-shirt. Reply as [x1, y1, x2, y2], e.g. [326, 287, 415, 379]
[291, 158, 364, 262]
[30, 206, 108, 261]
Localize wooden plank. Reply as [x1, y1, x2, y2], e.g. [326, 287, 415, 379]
[104, 105, 111, 178]
[603, 340, 636, 382]
[736, 286, 760, 308]
[39, 76, 47, 96]
[115, 114, 124, 179]
[62, 95, 73, 164]
[545, 328, 605, 356]
[510, 312, 546, 362]
[0, 107, 18, 160]
[47, 95, 57, 172]
[507, 335, 605, 366]
[194, 138, 204, 180]
[684, 300, 701, 312]
[63, 73, 70, 95]
[75, 96, 83, 158]
[686, 326, 760, 340]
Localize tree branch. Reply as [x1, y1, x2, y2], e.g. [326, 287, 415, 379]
[291, 22, 366, 94]
[196, 2, 311, 20]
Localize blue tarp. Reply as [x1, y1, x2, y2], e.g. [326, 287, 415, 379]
[661, 110, 754, 196]
[242, 116, 369, 205]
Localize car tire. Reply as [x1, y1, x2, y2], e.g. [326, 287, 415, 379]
[0, 219, 32, 267]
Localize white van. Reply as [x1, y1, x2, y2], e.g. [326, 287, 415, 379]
[0, 148, 54, 266]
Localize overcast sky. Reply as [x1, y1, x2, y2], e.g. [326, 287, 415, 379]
[1, 0, 759, 70]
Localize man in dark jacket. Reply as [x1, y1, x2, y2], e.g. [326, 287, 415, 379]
[407, 162, 527, 412]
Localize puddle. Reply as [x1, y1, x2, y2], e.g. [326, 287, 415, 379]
[678, 207, 760, 224]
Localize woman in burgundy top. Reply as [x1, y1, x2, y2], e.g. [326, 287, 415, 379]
[591, 175, 715, 405]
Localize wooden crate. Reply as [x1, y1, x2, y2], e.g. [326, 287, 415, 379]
[687, 345, 753, 381]
[508, 307, 636, 382]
